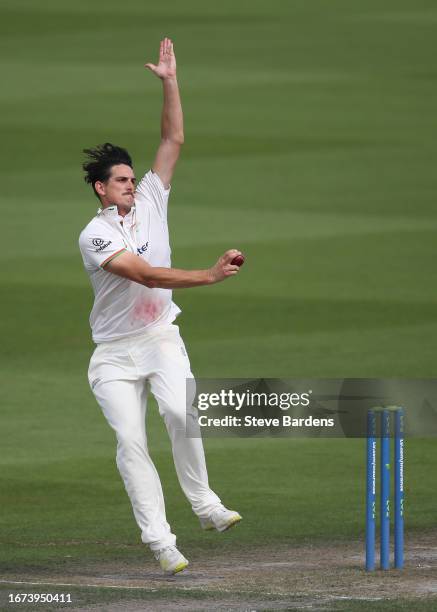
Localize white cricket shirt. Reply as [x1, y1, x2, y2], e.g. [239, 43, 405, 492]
[79, 170, 181, 343]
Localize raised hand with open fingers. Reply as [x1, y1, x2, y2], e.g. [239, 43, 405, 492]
[145, 37, 177, 80]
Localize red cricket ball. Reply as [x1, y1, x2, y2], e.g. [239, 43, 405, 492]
[231, 254, 245, 267]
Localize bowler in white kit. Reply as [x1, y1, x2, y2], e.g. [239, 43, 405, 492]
[78, 38, 242, 574]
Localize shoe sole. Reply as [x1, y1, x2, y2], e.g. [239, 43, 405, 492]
[217, 515, 242, 532]
[201, 515, 242, 532]
[172, 560, 189, 574]
[164, 560, 189, 575]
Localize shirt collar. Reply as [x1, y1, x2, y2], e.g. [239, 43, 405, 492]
[97, 205, 136, 219]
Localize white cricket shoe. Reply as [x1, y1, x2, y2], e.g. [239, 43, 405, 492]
[154, 546, 189, 574]
[200, 505, 242, 532]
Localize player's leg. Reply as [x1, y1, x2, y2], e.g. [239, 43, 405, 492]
[92, 378, 189, 572]
[89, 340, 189, 573]
[88, 345, 175, 552]
[149, 325, 241, 530]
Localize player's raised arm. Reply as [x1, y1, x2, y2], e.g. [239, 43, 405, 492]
[145, 38, 183, 189]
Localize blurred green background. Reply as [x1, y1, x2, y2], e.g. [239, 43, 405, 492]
[1, 0, 436, 579]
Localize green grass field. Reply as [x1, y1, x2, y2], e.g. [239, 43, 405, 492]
[1, 0, 437, 609]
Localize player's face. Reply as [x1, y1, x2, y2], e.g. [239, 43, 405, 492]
[100, 164, 136, 208]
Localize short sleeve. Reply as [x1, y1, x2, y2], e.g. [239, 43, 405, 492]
[135, 170, 171, 218]
[79, 229, 126, 271]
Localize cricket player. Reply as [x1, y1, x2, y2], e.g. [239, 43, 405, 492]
[78, 39, 242, 575]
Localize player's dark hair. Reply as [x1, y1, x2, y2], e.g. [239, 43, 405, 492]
[82, 142, 133, 199]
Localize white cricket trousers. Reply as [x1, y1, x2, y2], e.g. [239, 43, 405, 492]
[88, 323, 221, 552]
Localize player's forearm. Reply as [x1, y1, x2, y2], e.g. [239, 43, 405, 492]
[104, 249, 239, 287]
[160, 77, 184, 144]
[142, 266, 213, 289]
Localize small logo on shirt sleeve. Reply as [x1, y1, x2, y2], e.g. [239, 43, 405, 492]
[92, 238, 112, 252]
[91, 377, 102, 390]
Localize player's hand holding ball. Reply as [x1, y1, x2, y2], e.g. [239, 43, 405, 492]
[230, 254, 245, 267]
[208, 249, 245, 284]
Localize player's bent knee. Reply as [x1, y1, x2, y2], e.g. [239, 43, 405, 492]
[116, 431, 146, 452]
[162, 406, 186, 430]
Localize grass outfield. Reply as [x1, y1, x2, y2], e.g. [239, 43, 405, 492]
[1, 0, 437, 609]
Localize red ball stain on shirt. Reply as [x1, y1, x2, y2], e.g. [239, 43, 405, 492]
[132, 299, 162, 324]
